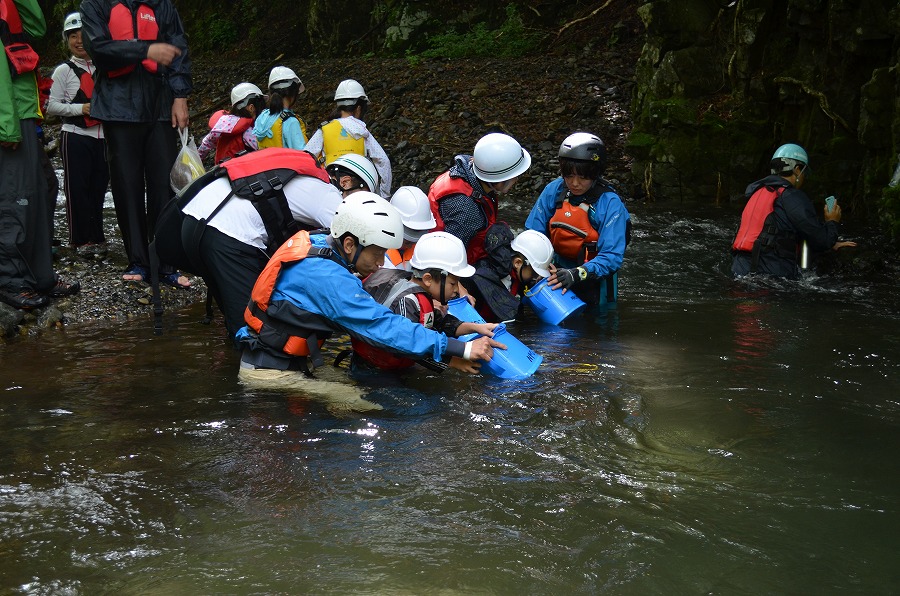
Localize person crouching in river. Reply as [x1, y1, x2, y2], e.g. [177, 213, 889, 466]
[236, 193, 505, 397]
[351, 231, 497, 374]
[731, 143, 856, 278]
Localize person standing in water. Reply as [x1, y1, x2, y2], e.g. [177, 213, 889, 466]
[731, 143, 856, 278]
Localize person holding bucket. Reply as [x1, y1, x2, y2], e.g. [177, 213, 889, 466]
[349, 231, 498, 374]
[525, 132, 630, 309]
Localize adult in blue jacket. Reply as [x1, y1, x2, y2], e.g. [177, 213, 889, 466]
[236, 192, 502, 389]
[525, 132, 630, 306]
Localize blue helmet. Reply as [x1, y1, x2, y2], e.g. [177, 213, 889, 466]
[772, 143, 808, 165]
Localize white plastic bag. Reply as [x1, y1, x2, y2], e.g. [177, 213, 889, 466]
[170, 128, 205, 194]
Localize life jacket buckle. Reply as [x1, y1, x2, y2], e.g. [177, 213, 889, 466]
[268, 175, 284, 191]
[248, 180, 264, 196]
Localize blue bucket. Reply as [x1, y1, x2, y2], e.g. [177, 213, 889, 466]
[523, 278, 587, 325]
[460, 324, 541, 380]
[447, 296, 486, 324]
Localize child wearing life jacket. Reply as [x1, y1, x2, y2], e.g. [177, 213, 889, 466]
[198, 82, 265, 165]
[304, 79, 392, 198]
[383, 186, 436, 271]
[352, 231, 497, 374]
[46, 12, 108, 252]
[253, 66, 308, 150]
[525, 132, 631, 308]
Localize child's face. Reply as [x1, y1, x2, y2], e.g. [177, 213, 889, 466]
[563, 174, 594, 196]
[425, 273, 460, 302]
[513, 256, 539, 285]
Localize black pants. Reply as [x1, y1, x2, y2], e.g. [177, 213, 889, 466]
[0, 119, 55, 293]
[61, 131, 109, 246]
[105, 121, 177, 270]
[182, 218, 269, 342]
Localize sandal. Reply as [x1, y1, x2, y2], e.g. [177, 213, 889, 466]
[123, 265, 149, 283]
[160, 271, 191, 289]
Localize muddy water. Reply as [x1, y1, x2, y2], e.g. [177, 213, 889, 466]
[1, 206, 898, 594]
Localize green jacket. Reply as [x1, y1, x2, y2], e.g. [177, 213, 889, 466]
[0, 0, 46, 143]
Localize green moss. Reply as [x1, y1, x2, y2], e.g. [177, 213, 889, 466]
[878, 185, 900, 239]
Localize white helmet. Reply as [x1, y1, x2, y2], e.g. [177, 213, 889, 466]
[410, 232, 476, 278]
[327, 153, 379, 193]
[510, 230, 553, 278]
[472, 133, 531, 183]
[334, 79, 368, 106]
[331, 192, 403, 250]
[63, 12, 82, 34]
[268, 66, 304, 94]
[390, 186, 436, 242]
[230, 82, 263, 109]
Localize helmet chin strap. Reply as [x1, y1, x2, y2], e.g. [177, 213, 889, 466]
[439, 272, 448, 305]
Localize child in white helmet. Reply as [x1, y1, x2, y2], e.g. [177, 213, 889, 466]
[351, 231, 498, 374]
[198, 82, 265, 164]
[304, 79, 392, 198]
[253, 66, 308, 150]
[383, 186, 436, 270]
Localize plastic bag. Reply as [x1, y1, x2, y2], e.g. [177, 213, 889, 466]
[170, 128, 205, 194]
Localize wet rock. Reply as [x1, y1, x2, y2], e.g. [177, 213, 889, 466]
[0, 303, 25, 337]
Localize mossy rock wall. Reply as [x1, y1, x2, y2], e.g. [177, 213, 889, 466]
[629, 0, 900, 235]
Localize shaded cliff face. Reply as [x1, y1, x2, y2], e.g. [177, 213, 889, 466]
[627, 0, 900, 235]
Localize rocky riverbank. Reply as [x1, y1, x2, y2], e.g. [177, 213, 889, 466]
[1, 36, 642, 339]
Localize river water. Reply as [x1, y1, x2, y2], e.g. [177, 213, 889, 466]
[1, 205, 897, 594]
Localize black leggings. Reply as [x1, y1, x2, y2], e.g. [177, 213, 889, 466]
[61, 131, 109, 246]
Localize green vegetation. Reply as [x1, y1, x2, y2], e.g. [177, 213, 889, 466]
[417, 5, 542, 60]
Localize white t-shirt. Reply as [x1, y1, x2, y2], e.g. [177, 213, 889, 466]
[183, 176, 341, 249]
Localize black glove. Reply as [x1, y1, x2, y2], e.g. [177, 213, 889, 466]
[555, 266, 588, 289]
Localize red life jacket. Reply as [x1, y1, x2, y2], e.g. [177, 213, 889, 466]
[428, 172, 496, 264]
[217, 148, 331, 252]
[207, 110, 254, 164]
[732, 185, 787, 252]
[549, 198, 600, 262]
[243, 230, 336, 364]
[352, 269, 434, 370]
[62, 60, 101, 128]
[1, 0, 39, 76]
[106, 2, 160, 78]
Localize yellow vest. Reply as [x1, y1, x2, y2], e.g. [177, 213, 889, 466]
[258, 111, 308, 149]
[320, 119, 366, 165]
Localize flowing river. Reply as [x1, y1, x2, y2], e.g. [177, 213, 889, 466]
[1, 204, 897, 594]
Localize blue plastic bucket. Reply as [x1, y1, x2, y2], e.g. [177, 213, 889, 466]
[459, 324, 541, 380]
[447, 296, 486, 324]
[481, 324, 541, 379]
[523, 278, 587, 325]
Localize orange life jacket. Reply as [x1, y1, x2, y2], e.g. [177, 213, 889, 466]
[62, 60, 101, 128]
[106, 2, 160, 78]
[385, 246, 415, 268]
[1, 0, 39, 75]
[428, 172, 496, 264]
[243, 231, 336, 364]
[352, 269, 434, 370]
[549, 199, 600, 262]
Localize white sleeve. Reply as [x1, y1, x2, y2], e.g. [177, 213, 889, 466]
[46, 64, 85, 118]
[365, 135, 392, 198]
[286, 177, 342, 229]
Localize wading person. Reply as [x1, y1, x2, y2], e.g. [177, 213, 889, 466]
[731, 143, 856, 279]
[236, 193, 503, 391]
[525, 132, 630, 308]
[428, 132, 531, 322]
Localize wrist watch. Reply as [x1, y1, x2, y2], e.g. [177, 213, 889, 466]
[577, 267, 588, 281]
